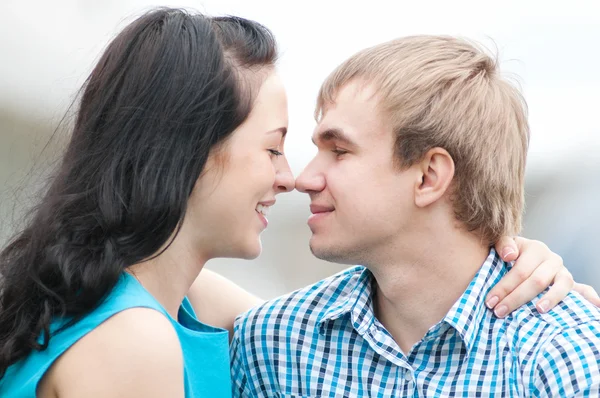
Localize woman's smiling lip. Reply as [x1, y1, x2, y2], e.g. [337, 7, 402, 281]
[258, 199, 276, 207]
[257, 211, 268, 228]
[256, 199, 275, 228]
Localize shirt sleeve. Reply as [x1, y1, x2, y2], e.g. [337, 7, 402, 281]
[230, 317, 258, 398]
[531, 321, 600, 396]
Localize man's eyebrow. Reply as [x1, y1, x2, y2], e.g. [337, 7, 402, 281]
[311, 128, 356, 146]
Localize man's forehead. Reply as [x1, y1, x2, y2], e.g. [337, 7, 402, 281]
[313, 89, 388, 143]
[319, 81, 380, 112]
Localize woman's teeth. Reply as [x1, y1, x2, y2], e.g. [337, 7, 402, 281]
[256, 204, 270, 216]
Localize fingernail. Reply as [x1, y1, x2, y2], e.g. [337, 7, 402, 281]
[501, 248, 515, 260]
[494, 305, 508, 318]
[537, 300, 549, 314]
[486, 296, 499, 309]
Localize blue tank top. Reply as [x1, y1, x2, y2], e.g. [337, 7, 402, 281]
[0, 272, 232, 397]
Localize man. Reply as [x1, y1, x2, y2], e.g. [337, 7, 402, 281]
[231, 36, 600, 396]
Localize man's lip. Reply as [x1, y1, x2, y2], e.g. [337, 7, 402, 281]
[309, 204, 334, 214]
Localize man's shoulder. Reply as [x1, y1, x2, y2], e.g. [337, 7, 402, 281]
[522, 293, 600, 395]
[510, 291, 600, 374]
[514, 291, 600, 332]
[535, 291, 600, 347]
[234, 265, 366, 336]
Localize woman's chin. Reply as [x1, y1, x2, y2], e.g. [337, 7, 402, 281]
[236, 239, 262, 260]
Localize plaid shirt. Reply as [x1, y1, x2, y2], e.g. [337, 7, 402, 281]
[231, 249, 600, 397]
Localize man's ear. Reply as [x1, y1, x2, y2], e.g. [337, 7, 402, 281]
[414, 147, 455, 208]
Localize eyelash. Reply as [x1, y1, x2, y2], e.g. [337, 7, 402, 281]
[332, 148, 348, 156]
[268, 149, 283, 157]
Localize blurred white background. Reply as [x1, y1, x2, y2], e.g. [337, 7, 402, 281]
[1, 0, 599, 297]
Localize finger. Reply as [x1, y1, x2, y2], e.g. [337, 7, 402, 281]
[534, 268, 574, 314]
[573, 282, 600, 307]
[493, 236, 519, 262]
[492, 260, 564, 317]
[485, 243, 547, 309]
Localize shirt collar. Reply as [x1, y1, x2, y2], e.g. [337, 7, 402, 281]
[443, 248, 507, 354]
[316, 249, 509, 355]
[317, 266, 376, 335]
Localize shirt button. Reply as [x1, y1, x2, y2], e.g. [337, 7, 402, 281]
[404, 371, 413, 382]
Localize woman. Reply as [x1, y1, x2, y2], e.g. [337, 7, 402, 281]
[0, 8, 293, 397]
[0, 7, 594, 398]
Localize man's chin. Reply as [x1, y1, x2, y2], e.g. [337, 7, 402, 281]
[309, 240, 355, 265]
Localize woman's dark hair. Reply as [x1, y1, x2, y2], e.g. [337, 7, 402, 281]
[0, 8, 277, 377]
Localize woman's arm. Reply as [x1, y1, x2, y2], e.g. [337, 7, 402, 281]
[187, 237, 600, 333]
[187, 269, 263, 336]
[489, 236, 600, 317]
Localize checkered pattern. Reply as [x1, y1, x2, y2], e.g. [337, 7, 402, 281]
[231, 249, 600, 397]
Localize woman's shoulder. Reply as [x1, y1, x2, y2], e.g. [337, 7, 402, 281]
[42, 307, 184, 398]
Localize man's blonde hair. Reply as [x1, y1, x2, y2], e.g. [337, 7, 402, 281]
[316, 36, 529, 245]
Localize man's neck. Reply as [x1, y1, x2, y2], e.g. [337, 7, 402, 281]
[369, 229, 489, 354]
